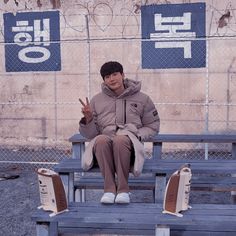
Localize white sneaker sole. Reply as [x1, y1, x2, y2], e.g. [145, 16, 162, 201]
[115, 200, 130, 204]
[101, 200, 115, 204]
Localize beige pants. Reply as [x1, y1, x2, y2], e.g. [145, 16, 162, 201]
[93, 134, 133, 194]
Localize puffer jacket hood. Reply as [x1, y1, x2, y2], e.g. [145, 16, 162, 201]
[102, 78, 141, 98]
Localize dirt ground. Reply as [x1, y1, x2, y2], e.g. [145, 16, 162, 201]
[0, 167, 232, 236]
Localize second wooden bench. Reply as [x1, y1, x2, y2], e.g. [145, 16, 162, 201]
[32, 202, 236, 236]
[55, 133, 236, 203]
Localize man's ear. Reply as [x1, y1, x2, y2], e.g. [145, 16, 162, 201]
[122, 73, 125, 79]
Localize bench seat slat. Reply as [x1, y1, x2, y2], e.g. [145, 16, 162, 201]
[59, 227, 236, 236]
[33, 203, 236, 217]
[74, 176, 155, 190]
[55, 158, 236, 174]
[69, 133, 236, 143]
[32, 203, 236, 231]
[73, 175, 236, 192]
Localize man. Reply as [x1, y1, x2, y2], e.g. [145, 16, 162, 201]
[79, 61, 160, 204]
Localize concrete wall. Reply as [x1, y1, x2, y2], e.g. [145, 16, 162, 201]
[0, 0, 235, 148]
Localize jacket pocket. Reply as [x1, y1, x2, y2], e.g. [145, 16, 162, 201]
[127, 101, 143, 115]
[125, 101, 143, 125]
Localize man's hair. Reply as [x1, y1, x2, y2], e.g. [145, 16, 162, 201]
[100, 61, 123, 80]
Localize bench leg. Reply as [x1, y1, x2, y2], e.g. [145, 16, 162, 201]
[155, 174, 167, 203]
[60, 174, 69, 202]
[68, 173, 75, 202]
[60, 173, 76, 203]
[231, 144, 236, 203]
[36, 222, 58, 236]
[74, 172, 86, 202]
[231, 174, 236, 204]
[155, 225, 170, 236]
[75, 189, 86, 202]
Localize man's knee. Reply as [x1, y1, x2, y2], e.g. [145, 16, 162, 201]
[113, 135, 131, 146]
[94, 135, 111, 146]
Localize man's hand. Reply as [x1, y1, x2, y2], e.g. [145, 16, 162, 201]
[79, 97, 93, 124]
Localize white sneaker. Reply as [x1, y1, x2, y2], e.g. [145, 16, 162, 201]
[115, 192, 130, 204]
[100, 192, 115, 204]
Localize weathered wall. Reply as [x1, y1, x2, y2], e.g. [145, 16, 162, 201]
[0, 0, 235, 148]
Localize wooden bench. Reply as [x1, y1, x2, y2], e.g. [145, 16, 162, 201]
[55, 133, 236, 203]
[55, 158, 236, 203]
[32, 202, 236, 236]
[32, 134, 236, 236]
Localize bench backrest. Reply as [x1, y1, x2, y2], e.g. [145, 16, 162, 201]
[69, 133, 236, 160]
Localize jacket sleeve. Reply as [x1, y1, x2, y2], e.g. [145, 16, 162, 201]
[138, 96, 160, 141]
[79, 99, 100, 139]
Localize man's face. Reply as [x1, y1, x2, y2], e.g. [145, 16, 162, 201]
[104, 72, 125, 95]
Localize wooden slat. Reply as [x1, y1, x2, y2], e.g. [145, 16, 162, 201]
[59, 223, 236, 233]
[55, 158, 236, 175]
[74, 176, 155, 190]
[32, 203, 236, 235]
[73, 175, 236, 192]
[58, 226, 236, 236]
[59, 226, 153, 235]
[69, 133, 236, 143]
[151, 134, 236, 143]
[191, 176, 236, 191]
[143, 160, 236, 174]
[32, 203, 236, 229]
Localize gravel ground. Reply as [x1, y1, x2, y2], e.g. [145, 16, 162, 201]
[0, 167, 232, 236]
[0, 168, 39, 236]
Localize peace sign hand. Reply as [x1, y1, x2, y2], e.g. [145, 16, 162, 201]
[79, 97, 93, 124]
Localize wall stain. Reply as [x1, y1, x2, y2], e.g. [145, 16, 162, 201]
[37, 0, 42, 8]
[3, 0, 19, 6]
[171, 110, 181, 116]
[14, 0, 19, 6]
[50, 0, 61, 9]
[23, 85, 33, 95]
[218, 10, 231, 28]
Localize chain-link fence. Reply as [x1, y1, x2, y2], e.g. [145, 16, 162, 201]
[0, 1, 235, 169]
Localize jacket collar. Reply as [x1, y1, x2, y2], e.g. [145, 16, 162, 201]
[101, 79, 141, 98]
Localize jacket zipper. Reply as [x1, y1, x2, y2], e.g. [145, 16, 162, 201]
[124, 99, 126, 124]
